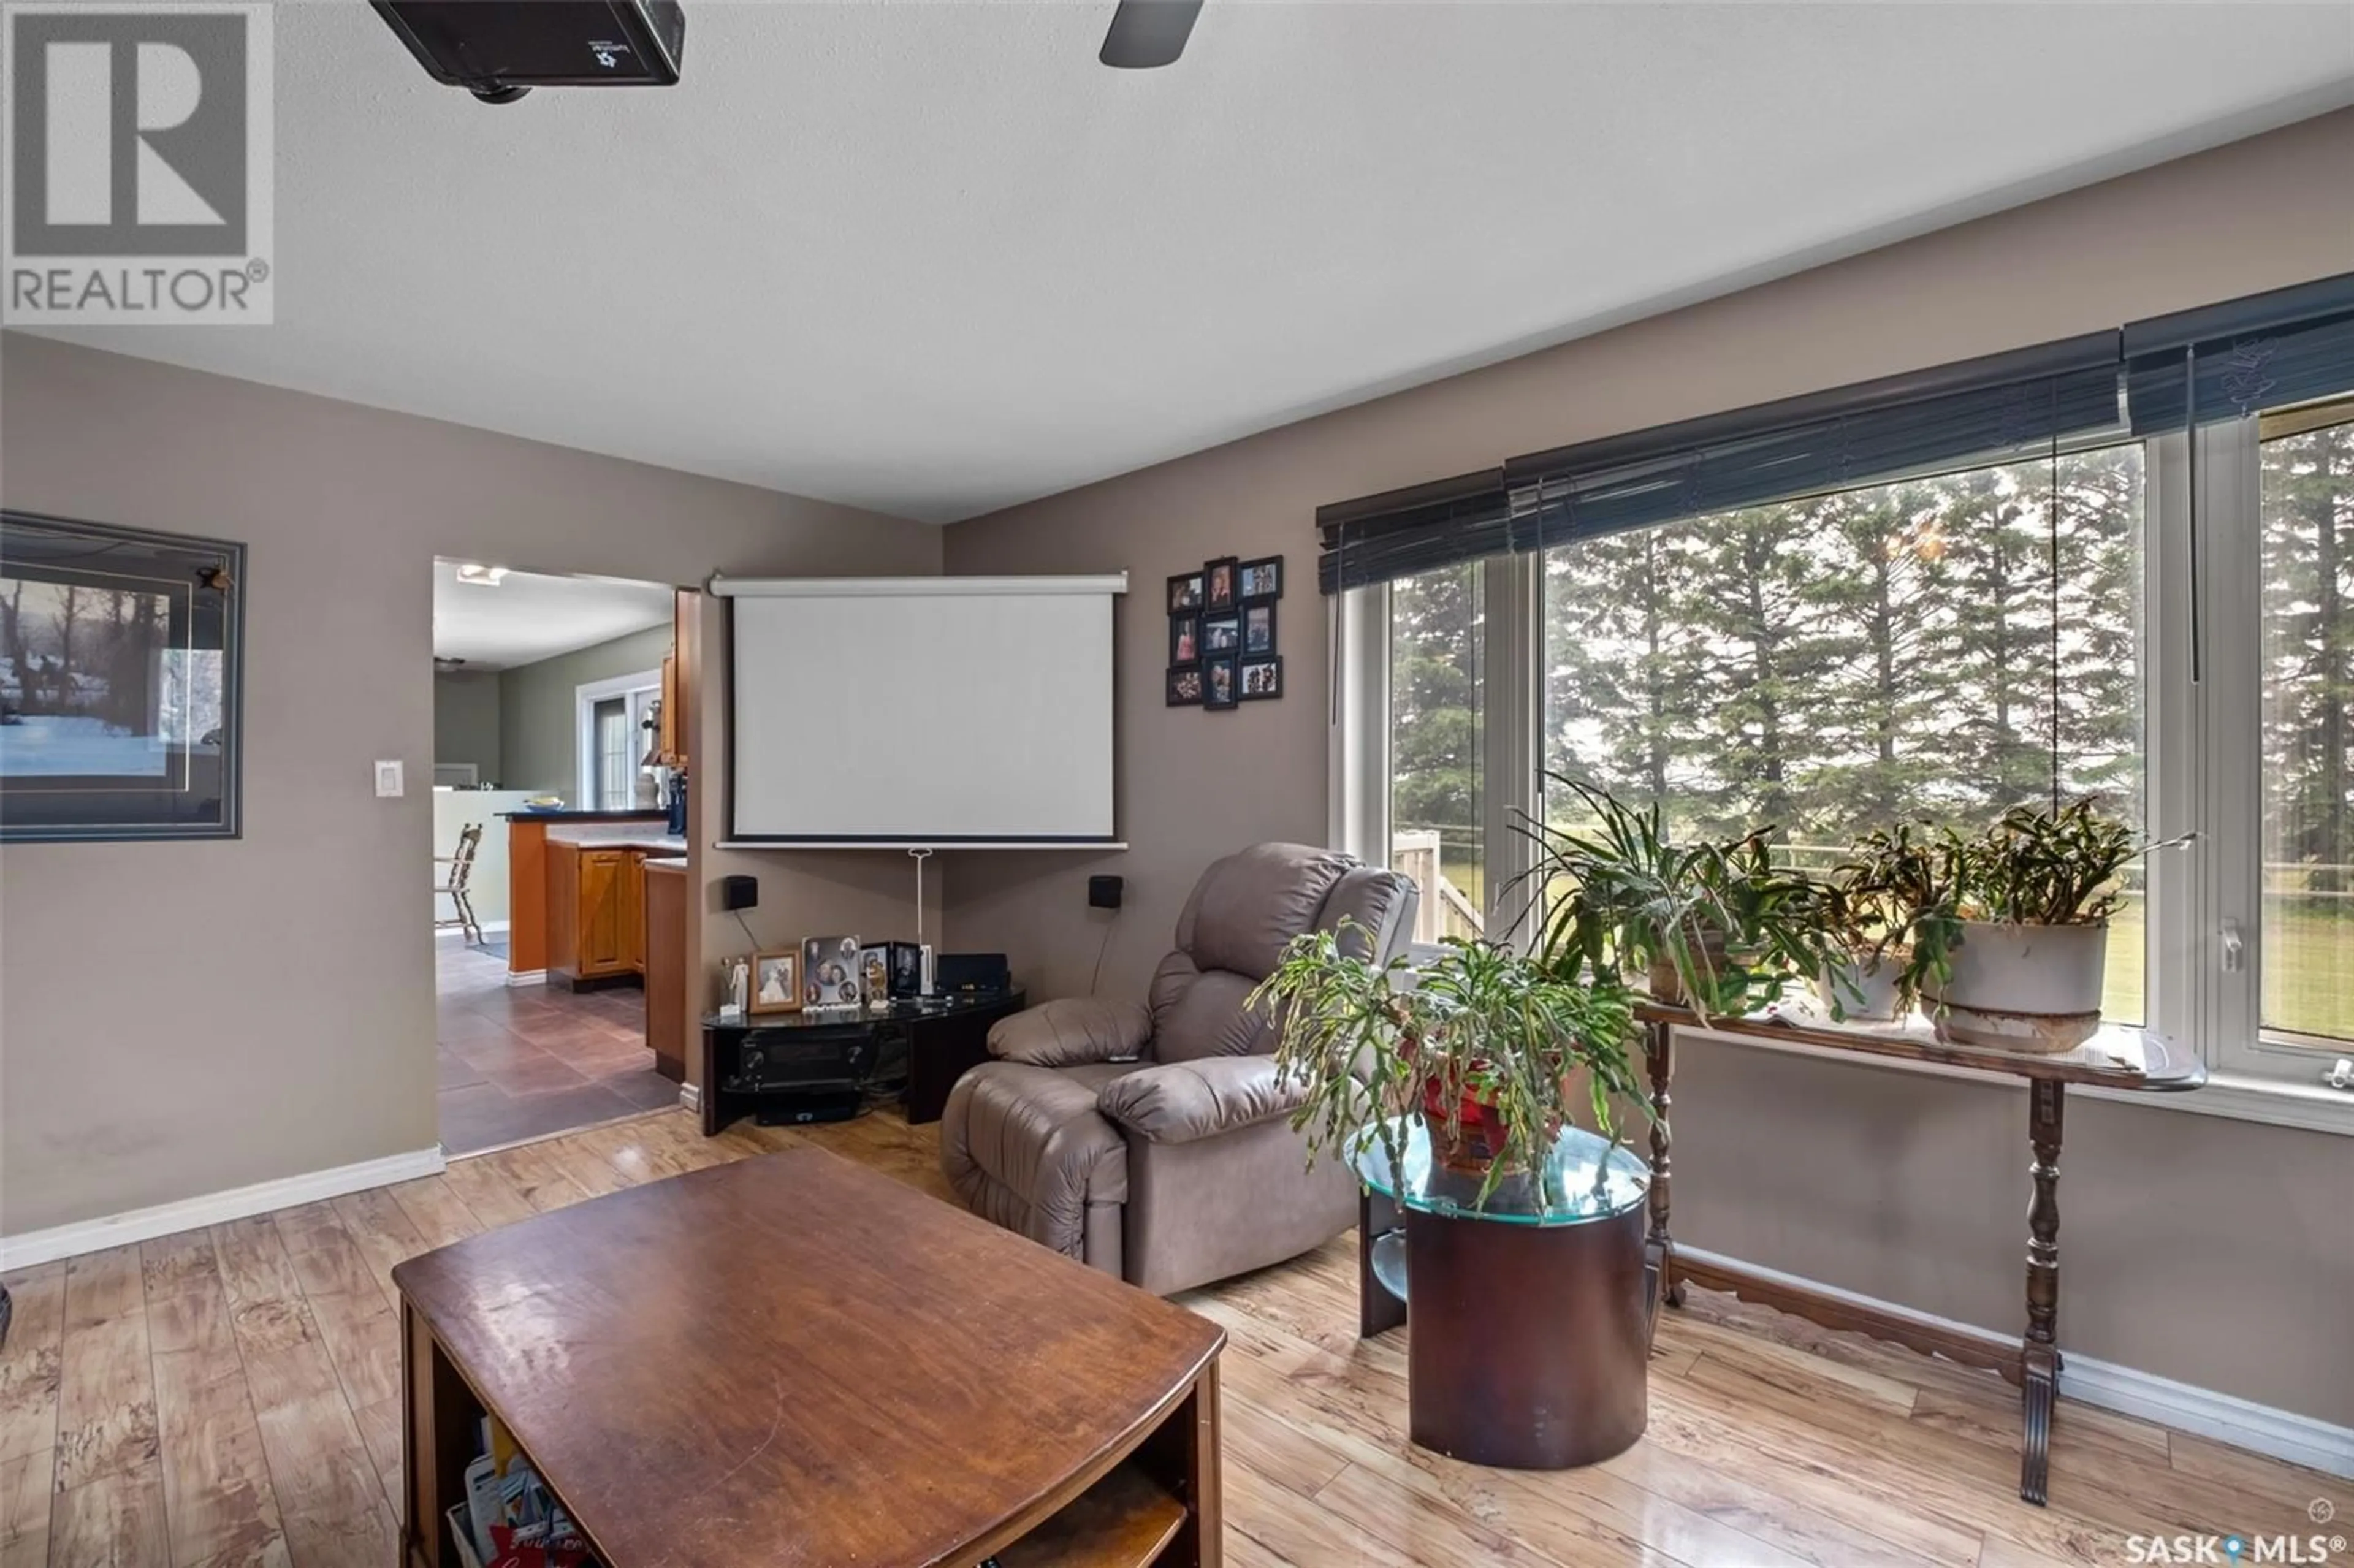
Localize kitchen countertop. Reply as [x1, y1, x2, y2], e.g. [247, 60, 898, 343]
[497, 808, 670, 823]
[546, 832, 688, 854]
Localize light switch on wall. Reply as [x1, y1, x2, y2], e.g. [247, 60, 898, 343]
[375, 760, 404, 798]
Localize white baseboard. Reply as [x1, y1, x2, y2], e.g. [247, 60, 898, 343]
[0, 1146, 448, 1271]
[678, 1083, 702, 1113]
[2062, 1352, 2354, 1480]
[505, 969, 547, 988]
[1680, 1244, 2354, 1480]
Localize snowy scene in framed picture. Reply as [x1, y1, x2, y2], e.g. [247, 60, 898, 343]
[0, 512, 245, 842]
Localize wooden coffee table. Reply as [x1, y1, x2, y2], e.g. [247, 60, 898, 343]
[391, 1147, 1225, 1567]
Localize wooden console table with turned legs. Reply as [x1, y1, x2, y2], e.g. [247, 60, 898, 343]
[1634, 1006, 2206, 1508]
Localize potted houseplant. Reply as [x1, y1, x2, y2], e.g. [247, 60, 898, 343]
[1913, 797, 2178, 1052]
[1814, 823, 1964, 1023]
[1510, 775, 1832, 1022]
[1247, 925, 1645, 1211]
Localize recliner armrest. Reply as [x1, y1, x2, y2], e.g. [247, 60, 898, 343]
[988, 997, 1154, 1068]
[1096, 1056, 1308, 1146]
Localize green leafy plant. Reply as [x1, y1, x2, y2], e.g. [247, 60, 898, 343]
[1508, 775, 1834, 1021]
[1821, 822, 1967, 1014]
[1956, 797, 2170, 925]
[1247, 924, 1645, 1209]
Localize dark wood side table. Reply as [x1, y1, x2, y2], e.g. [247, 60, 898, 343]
[700, 989, 1024, 1133]
[1634, 1005, 2206, 1507]
[1354, 1118, 1653, 1470]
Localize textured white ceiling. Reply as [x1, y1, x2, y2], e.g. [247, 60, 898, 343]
[431, 560, 673, 670]
[34, 2, 2354, 522]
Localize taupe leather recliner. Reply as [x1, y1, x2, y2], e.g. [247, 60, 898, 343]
[940, 843, 1417, 1296]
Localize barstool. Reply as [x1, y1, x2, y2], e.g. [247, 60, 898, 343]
[434, 823, 484, 946]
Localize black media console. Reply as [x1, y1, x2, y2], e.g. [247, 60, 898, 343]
[698, 989, 1026, 1135]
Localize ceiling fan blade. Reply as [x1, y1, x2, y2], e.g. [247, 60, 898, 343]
[1099, 0, 1203, 69]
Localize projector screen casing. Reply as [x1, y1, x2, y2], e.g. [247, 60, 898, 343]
[724, 577, 1120, 844]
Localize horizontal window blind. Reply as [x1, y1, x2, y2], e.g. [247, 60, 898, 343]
[1314, 272, 2354, 596]
[1315, 469, 1518, 595]
[2125, 272, 2354, 433]
[1503, 356, 2121, 549]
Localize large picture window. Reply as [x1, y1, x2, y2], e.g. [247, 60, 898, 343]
[1327, 275, 2354, 1119]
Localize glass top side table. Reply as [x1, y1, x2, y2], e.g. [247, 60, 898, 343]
[1350, 1116, 1649, 1228]
[1350, 1116, 1654, 1470]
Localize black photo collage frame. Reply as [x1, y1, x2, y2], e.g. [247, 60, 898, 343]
[1168, 554, 1281, 709]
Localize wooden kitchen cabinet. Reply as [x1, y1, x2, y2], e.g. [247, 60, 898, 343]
[550, 843, 639, 988]
[643, 859, 687, 1081]
[620, 850, 646, 975]
[658, 653, 680, 765]
[579, 850, 627, 975]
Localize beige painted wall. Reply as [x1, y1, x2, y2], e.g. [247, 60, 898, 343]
[0, 335, 939, 1235]
[432, 670, 503, 781]
[941, 109, 2354, 1423]
[497, 622, 672, 797]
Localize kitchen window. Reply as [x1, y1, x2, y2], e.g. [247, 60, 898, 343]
[576, 672, 661, 810]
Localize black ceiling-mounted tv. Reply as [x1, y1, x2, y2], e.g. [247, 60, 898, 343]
[372, 1, 685, 104]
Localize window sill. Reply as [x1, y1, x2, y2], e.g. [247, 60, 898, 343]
[1672, 1025, 2354, 1138]
[2074, 1068, 2354, 1138]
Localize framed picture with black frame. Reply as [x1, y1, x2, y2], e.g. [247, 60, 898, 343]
[1243, 601, 1276, 657]
[1204, 556, 1240, 611]
[1167, 665, 1204, 706]
[1168, 612, 1200, 667]
[1167, 571, 1205, 614]
[1238, 555, 1283, 602]
[1240, 656, 1282, 701]
[0, 511, 245, 843]
[1203, 653, 1240, 711]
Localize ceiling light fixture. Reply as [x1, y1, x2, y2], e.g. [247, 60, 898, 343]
[455, 564, 509, 586]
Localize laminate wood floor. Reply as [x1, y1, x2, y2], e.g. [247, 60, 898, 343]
[2, 1108, 2341, 1567]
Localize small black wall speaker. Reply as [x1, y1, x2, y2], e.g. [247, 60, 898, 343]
[722, 875, 758, 911]
[1088, 875, 1124, 910]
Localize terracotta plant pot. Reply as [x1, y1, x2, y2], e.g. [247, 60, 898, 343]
[1815, 951, 1905, 1023]
[1645, 927, 1731, 1009]
[1420, 1075, 1517, 1176]
[1921, 919, 2107, 1053]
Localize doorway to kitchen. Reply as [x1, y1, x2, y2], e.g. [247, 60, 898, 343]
[430, 557, 693, 1154]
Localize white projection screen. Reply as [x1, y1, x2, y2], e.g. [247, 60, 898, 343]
[721, 576, 1124, 844]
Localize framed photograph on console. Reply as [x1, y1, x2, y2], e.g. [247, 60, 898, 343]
[1239, 556, 1283, 601]
[0, 512, 245, 843]
[750, 950, 802, 1014]
[802, 935, 863, 1008]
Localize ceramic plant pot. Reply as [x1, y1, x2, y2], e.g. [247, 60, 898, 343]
[1921, 919, 2108, 1053]
[1815, 952, 1905, 1024]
